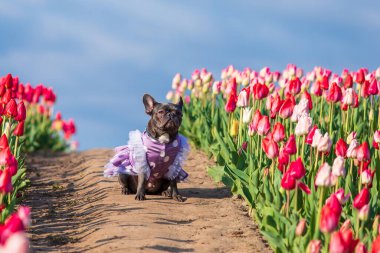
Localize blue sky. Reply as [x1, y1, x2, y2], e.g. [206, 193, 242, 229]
[0, 0, 379, 149]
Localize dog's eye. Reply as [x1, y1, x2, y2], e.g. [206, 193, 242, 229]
[176, 111, 183, 116]
[157, 110, 164, 114]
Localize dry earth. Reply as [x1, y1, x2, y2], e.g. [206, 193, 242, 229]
[24, 148, 271, 253]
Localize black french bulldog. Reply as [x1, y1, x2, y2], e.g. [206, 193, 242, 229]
[118, 94, 186, 202]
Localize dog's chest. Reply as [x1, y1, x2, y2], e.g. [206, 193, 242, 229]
[142, 134, 181, 178]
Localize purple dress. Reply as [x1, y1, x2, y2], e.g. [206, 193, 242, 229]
[104, 130, 189, 190]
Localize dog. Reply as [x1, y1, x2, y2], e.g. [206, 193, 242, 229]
[104, 94, 188, 202]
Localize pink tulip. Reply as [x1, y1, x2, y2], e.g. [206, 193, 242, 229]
[272, 122, 285, 142]
[358, 204, 370, 221]
[306, 125, 318, 145]
[332, 157, 346, 177]
[329, 229, 358, 253]
[335, 188, 350, 204]
[346, 139, 359, 158]
[262, 136, 279, 159]
[307, 240, 321, 253]
[361, 169, 374, 185]
[0, 232, 29, 253]
[257, 115, 270, 136]
[320, 194, 342, 233]
[315, 162, 335, 187]
[236, 87, 250, 107]
[373, 130, 380, 149]
[357, 142, 370, 162]
[0, 167, 13, 194]
[317, 133, 332, 153]
[251, 110, 262, 133]
[311, 129, 323, 148]
[342, 88, 355, 106]
[296, 218, 306, 236]
[355, 242, 367, 253]
[335, 138, 348, 158]
[279, 95, 295, 119]
[295, 113, 312, 136]
[347, 132, 357, 145]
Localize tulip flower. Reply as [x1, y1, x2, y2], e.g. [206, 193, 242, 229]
[0, 134, 9, 150]
[272, 122, 285, 142]
[358, 204, 370, 221]
[230, 120, 239, 137]
[0, 232, 29, 253]
[289, 157, 306, 180]
[278, 148, 290, 172]
[301, 90, 313, 110]
[329, 229, 358, 253]
[332, 157, 346, 177]
[268, 93, 283, 118]
[335, 188, 350, 204]
[357, 142, 370, 162]
[372, 235, 380, 253]
[311, 129, 323, 148]
[335, 139, 348, 158]
[368, 78, 378, 95]
[281, 170, 310, 194]
[311, 81, 323, 96]
[307, 240, 321, 253]
[315, 162, 336, 187]
[262, 136, 279, 159]
[317, 133, 332, 153]
[237, 87, 250, 107]
[279, 95, 295, 119]
[0, 167, 13, 193]
[344, 74, 353, 88]
[361, 169, 374, 185]
[284, 135, 297, 155]
[347, 139, 359, 158]
[242, 107, 253, 124]
[13, 121, 25, 136]
[251, 110, 262, 133]
[320, 194, 342, 233]
[306, 125, 318, 145]
[291, 98, 309, 122]
[225, 92, 237, 113]
[355, 242, 367, 253]
[289, 77, 301, 95]
[373, 130, 380, 149]
[296, 218, 306, 236]
[347, 132, 357, 145]
[361, 80, 370, 98]
[252, 83, 269, 100]
[257, 115, 270, 136]
[353, 188, 370, 210]
[327, 82, 343, 103]
[14, 101, 26, 121]
[4, 99, 17, 118]
[342, 88, 355, 106]
[295, 113, 312, 136]
[62, 119, 76, 140]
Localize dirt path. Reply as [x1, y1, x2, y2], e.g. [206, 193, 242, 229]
[25, 149, 271, 253]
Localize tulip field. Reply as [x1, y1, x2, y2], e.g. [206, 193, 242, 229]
[0, 73, 76, 252]
[167, 65, 380, 252]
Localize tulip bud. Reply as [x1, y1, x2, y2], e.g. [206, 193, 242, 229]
[296, 218, 306, 236]
[242, 108, 253, 124]
[307, 240, 321, 253]
[0, 168, 13, 193]
[4, 99, 17, 118]
[230, 120, 239, 137]
[353, 188, 370, 210]
[341, 219, 352, 231]
[358, 204, 370, 221]
[284, 135, 297, 155]
[355, 242, 367, 253]
[166, 91, 174, 101]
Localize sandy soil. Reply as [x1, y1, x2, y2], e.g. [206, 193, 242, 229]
[24, 148, 271, 253]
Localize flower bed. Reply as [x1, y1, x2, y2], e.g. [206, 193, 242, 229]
[167, 65, 380, 252]
[0, 73, 77, 252]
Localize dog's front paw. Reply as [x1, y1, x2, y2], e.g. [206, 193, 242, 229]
[135, 191, 146, 201]
[173, 194, 187, 202]
[162, 189, 173, 198]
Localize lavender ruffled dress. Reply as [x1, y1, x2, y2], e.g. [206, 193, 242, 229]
[104, 130, 189, 190]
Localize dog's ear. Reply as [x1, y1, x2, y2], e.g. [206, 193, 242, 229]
[176, 97, 183, 109]
[143, 94, 157, 115]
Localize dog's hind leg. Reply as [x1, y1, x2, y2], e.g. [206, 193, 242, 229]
[118, 174, 138, 195]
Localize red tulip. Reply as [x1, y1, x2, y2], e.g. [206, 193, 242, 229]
[289, 77, 301, 95]
[4, 73, 13, 89]
[252, 83, 269, 100]
[0, 212, 25, 245]
[272, 122, 285, 142]
[250, 110, 262, 133]
[329, 229, 358, 253]
[320, 194, 342, 233]
[0, 147, 18, 176]
[352, 90, 359, 108]
[327, 82, 343, 103]
[311, 81, 323, 96]
[279, 95, 295, 119]
[4, 99, 17, 118]
[357, 142, 370, 162]
[1, 90, 12, 105]
[353, 188, 370, 210]
[289, 157, 305, 180]
[13, 121, 24, 136]
[281, 170, 296, 190]
[361, 80, 370, 98]
[225, 92, 237, 113]
[257, 115, 270, 136]
[301, 90, 313, 110]
[356, 69, 365, 84]
[62, 119, 77, 139]
[344, 74, 353, 88]
[335, 138, 348, 158]
[284, 135, 297, 155]
[278, 148, 290, 165]
[320, 75, 329, 90]
[0, 168, 13, 194]
[298, 182, 311, 194]
[372, 235, 380, 253]
[15, 101, 26, 121]
[306, 125, 318, 145]
[0, 134, 9, 150]
[369, 78, 378, 96]
[262, 136, 279, 159]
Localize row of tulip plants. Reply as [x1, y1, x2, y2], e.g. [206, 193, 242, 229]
[0, 73, 77, 252]
[167, 65, 380, 252]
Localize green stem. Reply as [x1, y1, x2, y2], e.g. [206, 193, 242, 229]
[14, 136, 19, 157]
[314, 187, 325, 238]
[286, 190, 290, 217]
[301, 135, 306, 162]
[345, 108, 350, 134]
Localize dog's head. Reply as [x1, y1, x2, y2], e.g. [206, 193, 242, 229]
[143, 94, 183, 143]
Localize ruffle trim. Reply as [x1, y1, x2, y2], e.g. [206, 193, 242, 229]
[164, 135, 190, 181]
[128, 130, 151, 179]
